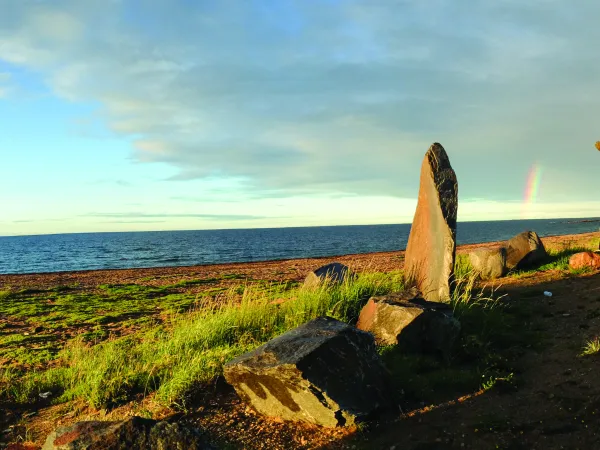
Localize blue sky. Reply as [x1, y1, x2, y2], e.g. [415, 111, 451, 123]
[1, 0, 599, 236]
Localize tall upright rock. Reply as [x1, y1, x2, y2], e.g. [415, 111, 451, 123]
[404, 143, 458, 302]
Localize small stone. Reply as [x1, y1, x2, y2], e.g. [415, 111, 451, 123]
[505, 231, 547, 270]
[469, 247, 507, 280]
[356, 291, 460, 357]
[41, 416, 213, 450]
[303, 262, 353, 288]
[569, 252, 600, 270]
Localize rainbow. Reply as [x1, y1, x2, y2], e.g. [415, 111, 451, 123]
[524, 163, 543, 206]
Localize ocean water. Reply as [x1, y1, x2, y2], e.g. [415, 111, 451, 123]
[0, 218, 599, 274]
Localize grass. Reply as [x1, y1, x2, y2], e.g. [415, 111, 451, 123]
[2, 236, 594, 416]
[580, 337, 600, 356]
[508, 241, 597, 278]
[1, 271, 405, 409]
[380, 269, 538, 407]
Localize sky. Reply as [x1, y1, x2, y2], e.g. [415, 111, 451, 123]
[1, 0, 599, 236]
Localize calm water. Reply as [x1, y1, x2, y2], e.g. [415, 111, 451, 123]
[0, 218, 599, 274]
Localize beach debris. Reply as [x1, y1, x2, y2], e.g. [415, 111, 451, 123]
[303, 262, 353, 288]
[356, 288, 460, 358]
[504, 231, 548, 271]
[39, 391, 52, 399]
[469, 247, 507, 280]
[543, 291, 553, 297]
[42, 416, 214, 450]
[404, 143, 458, 302]
[569, 251, 600, 270]
[223, 316, 391, 427]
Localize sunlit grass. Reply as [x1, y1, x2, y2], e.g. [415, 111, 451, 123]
[580, 337, 600, 356]
[1, 271, 404, 409]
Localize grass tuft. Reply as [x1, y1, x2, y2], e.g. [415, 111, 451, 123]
[580, 337, 600, 356]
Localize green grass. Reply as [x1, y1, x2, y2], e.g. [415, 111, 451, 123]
[1, 271, 405, 409]
[2, 235, 585, 416]
[580, 337, 600, 356]
[508, 242, 597, 278]
[454, 254, 474, 280]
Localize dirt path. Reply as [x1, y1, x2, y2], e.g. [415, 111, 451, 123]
[331, 272, 600, 449]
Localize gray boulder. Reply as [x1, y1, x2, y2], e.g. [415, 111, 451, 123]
[404, 143, 458, 302]
[505, 231, 547, 270]
[223, 316, 391, 427]
[303, 262, 352, 288]
[469, 247, 507, 280]
[42, 416, 213, 449]
[356, 289, 460, 358]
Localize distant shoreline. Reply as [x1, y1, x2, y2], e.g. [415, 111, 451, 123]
[1, 230, 598, 288]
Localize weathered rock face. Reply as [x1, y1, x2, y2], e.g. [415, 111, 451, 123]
[505, 231, 547, 270]
[569, 251, 600, 270]
[356, 289, 460, 357]
[223, 316, 391, 427]
[404, 143, 458, 302]
[469, 247, 507, 280]
[42, 416, 213, 450]
[304, 262, 352, 288]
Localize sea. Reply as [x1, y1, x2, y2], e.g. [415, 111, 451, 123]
[0, 218, 599, 275]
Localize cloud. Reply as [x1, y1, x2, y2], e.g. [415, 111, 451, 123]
[82, 212, 281, 221]
[0, 71, 12, 97]
[1, 0, 599, 203]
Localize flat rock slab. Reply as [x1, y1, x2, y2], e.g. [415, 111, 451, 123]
[569, 251, 600, 270]
[505, 231, 547, 270]
[42, 416, 213, 450]
[356, 290, 460, 357]
[404, 143, 458, 302]
[304, 262, 352, 288]
[469, 247, 507, 280]
[223, 316, 391, 427]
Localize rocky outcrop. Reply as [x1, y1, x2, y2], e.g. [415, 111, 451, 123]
[469, 247, 507, 280]
[404, 143, 458, 302]
[42, 416, 212, 450]
[356, 288, 460, 357]
[223, 316, 391, 427]
[569, 251, 600, 270]
[303, 262, 352, 288]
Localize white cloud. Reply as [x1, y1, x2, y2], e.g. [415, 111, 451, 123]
[1, 0, 599, 205]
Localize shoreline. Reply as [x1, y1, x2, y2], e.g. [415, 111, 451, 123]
[1, 230, 598, 289]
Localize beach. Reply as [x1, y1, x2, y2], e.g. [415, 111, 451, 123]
[2, 231, 598, 290]
[2, 230, 600, 449]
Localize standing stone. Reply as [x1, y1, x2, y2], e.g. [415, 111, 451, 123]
[469, 247, 507, 280]
[223, 317, 391, 427]
[504, 231, 547, 270]
[404, 143, 458, 302]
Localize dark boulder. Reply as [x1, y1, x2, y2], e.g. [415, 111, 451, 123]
[505, 231, 547, 270]
[303, 262, 353, 288]
[356, 289, 460, 358]
[469, 247, 507, 280]
[404, 143, 458, 302]
[223, 316, 391, 427]
[41, 416, 213, 450]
